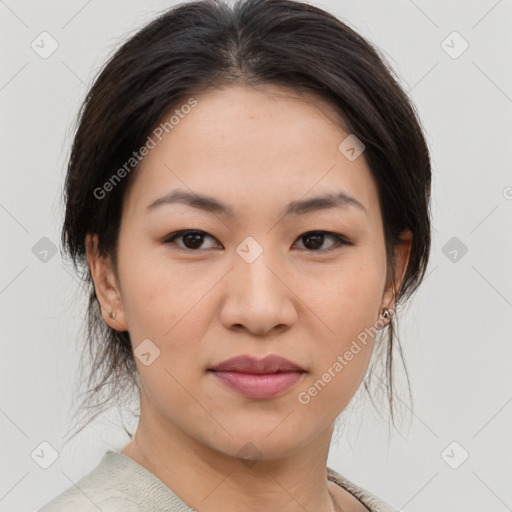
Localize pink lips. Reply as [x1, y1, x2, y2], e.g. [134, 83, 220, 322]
[208, 355, 306, 399]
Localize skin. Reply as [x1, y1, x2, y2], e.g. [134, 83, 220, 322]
[86, 84, 411, 512]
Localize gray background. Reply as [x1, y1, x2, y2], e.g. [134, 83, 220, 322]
[1, 1, 511, 511]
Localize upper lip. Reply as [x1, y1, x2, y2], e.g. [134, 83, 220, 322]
[209, 355, 306, 374]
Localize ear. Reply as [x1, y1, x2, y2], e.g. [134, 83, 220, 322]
[85, 233, 128, 331]
[381, 229, 413, 316]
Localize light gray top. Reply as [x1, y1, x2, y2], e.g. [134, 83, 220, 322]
[38, 451, 398, 512]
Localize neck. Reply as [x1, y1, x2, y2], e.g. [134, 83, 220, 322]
[121, 400, 341, 512]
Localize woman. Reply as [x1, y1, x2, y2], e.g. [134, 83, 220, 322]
[39, 0, 431, 510]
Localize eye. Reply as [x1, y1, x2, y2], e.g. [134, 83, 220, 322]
[163, 229, 352, 252]
[163, 230, 221, 251]
[293, 231, 352, 252]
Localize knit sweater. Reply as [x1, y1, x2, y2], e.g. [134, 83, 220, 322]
[38, 451, 398, 512]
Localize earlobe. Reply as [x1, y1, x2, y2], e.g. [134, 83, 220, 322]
[85, 233, 127, 331]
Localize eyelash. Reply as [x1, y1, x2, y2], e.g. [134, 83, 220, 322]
[163, 230, 353, 253]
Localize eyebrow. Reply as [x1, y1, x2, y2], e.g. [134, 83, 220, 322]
[146, 189, 367, 217]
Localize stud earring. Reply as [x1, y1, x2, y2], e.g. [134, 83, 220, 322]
[377, 307, 394, 330]
[381, 307, 392, 319]
[109, 311, 117, 320]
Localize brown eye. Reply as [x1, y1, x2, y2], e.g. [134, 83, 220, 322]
[163, 229, 352, 253]
[294, 231, 352, 252]
[164, 230, 220, 250]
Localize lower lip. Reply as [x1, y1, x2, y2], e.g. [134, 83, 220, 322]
[210, 371, 304, 399]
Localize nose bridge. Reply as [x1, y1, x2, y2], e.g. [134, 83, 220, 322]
[234, 239, 284, 301]
[219, 236, 297, 334]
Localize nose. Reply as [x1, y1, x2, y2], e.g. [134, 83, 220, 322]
[219, 251, 298, 337]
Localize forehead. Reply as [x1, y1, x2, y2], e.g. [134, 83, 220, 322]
[122, 84, 380, 224]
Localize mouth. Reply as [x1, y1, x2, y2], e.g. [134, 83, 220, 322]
[209, 354, 305, 373]
[207, 354, 306, 399]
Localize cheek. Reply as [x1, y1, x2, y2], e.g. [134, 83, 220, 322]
[310, 253, 385, 335]
[117, 247, 216, 398]
[116, 237, 203, 338]
[295, 268, 381, 415]
[299, 253, 384, 394]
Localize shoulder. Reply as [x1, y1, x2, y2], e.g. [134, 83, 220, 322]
[37, 452, 140, 512]
[38, 494, 141, 512]
[327, 466, 399, 512]
[37, 451, 191, 512]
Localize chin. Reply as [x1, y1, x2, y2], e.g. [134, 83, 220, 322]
[202, 423, 314, 462]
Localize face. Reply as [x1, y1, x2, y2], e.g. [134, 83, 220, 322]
[88, 84, 411, 462]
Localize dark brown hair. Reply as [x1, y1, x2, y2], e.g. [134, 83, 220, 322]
[61, 0, 432, 442]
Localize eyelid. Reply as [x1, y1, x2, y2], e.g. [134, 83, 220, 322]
[163, 230, 220, 249]
[163, 229, 353, 252]
[294, 231, 353, 252]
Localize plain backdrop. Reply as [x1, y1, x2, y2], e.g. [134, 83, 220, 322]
[1, 1, 511, 511]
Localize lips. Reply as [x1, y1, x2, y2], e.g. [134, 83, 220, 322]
[209, 354, 305, 374]
[208, 355, 306, 399]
